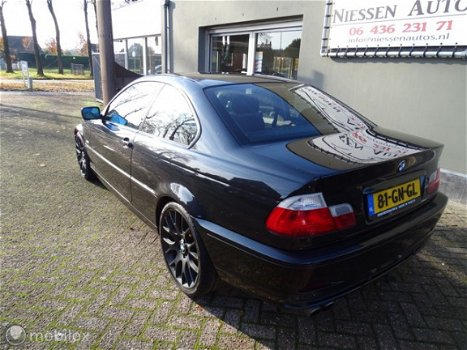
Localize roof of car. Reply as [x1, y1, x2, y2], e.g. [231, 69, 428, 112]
[140, 73, 298, 88]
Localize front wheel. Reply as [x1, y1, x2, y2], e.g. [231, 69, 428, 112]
[75, 135, 95, 181]
[159, 202, 217, 297]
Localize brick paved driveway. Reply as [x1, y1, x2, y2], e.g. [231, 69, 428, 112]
[1, 92, 466, 349]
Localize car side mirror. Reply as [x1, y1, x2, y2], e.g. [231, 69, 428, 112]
[81, 106, 101, 120]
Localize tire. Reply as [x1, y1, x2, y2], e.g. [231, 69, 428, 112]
[75, 135, 95, 181]
[159, 202, 217, 297]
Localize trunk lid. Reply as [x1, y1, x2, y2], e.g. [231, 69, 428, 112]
[286, 126, 443, 234]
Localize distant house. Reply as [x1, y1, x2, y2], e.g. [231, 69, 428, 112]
[5, 36, 43, 61]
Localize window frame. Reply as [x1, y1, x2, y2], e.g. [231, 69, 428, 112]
[113, 35, 162, 75]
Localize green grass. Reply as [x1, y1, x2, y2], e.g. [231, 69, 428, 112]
[0, 68, 92, 80]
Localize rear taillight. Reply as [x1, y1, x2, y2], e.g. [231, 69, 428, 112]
[265, 193, 356, 237]
[427, 168, 440, 194]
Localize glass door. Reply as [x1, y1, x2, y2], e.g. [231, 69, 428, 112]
[210, 34, 250, 74]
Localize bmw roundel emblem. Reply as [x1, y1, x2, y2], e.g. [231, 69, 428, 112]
[397, 160, 407, 172]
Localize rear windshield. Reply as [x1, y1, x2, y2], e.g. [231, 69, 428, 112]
[204, 83, 373, 144]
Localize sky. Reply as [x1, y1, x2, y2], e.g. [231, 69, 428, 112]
[2, 0, 98, 50]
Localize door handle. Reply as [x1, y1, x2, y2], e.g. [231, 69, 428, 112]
[122, 137, 133, 148]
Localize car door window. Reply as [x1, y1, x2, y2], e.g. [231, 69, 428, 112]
[141, 85, 198, 145]
[105, 82, 163, 129]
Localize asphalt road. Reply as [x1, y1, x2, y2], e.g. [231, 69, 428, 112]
[1, 91, 466, 349]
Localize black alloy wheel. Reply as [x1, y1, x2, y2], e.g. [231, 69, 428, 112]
[159, 202, 217, 297]
[75, 136, 95, 181]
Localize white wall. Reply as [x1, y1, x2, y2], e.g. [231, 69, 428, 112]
[112, 0, 162, 40]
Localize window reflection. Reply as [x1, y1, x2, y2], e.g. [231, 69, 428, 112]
[127, 38, 145, 74]
[114, 40, 127, 68]
[255, 30, 301, 79]
[141, 85, 198, 145]
[106, 82, 162, 129]
[147, 36, 162, 75]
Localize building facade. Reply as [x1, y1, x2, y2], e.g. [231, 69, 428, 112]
[164, 1, 466, 182]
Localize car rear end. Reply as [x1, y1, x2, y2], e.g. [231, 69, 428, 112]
[196, 149, 447, 309]
[196, 77, 448, 309]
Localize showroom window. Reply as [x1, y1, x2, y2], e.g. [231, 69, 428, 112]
[208, 21, 302, 79]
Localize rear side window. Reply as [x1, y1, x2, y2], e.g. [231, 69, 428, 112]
[141, 85, 198, 145]
[205, 84, 319, 143]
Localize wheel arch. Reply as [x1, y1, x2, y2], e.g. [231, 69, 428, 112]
[74, 123, 84, 137]
[155, 184, 205, 229]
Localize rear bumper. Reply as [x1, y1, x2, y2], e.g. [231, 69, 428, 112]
[195, 193, 448, 309]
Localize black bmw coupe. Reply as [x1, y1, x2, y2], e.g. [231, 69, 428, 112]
[74, 73, 447, 311]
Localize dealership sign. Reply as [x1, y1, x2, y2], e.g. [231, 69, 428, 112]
[321, 0, 467, 58]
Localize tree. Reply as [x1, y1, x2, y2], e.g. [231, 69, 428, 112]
[83, 0, 93, 76]
[44, 37, 57, 54]
[284, 38, 301, 58]
[25, 0, 44, 76]
[78, 32, 88, 56]
[47, 0, 63, 74]
[0, 0, 14, 73]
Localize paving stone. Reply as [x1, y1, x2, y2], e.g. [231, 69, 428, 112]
[355, 336, 378, 350]
[413, 327, 455, 344]
[127, 298, 157, 310]
[399, 340, 439, 350]
[167, 315, 202, 330]
[199, 319, 221, 346]
[115, 339, 153, 350]
[241, 323, 276, 340]
[387, 312, 414, 340]
[260, 312, 297, 328]
[243, 299, 262, 323]
[73, 316, 107, 332]
[102, 306, 134, 321]
[98, 323, 125, 349]
[176, 329, 198, 348]
[335, 320, 373, 337]
[175, 295, 193, 314]
[217, 334, 255, 349]
[277, 327, 297, 349]
[223, 309, 242, 330]
[373, 324, 399, 350]
[424, 315, 465, 332]
[400, 302, 427, 327]
[152, 301, 172, 324]
[317, 332, 356, 349]
[212, 295, 244, 309]
[145, 325, 178, 342]
[297, 316, 316, 345]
